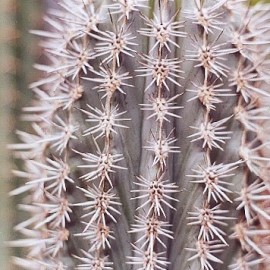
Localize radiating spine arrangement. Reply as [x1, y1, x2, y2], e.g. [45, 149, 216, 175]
[10, 0, 270, 270]
[74, 1, 138, 268]
[185, 1, 240, 269]
[10, 1, 103, 268]
[128, 1, 185, 268]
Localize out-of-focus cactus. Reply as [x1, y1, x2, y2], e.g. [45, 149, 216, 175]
[10, 0, 270, 269]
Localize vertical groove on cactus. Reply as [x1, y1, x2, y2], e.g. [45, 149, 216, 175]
[10, 0, 270, 270]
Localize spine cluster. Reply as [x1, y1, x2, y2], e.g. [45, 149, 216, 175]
[74, 1, 138, 268]
[185, 1, 240, 269]
[129, 1, 185, 268]
[10, 1, 102, 268]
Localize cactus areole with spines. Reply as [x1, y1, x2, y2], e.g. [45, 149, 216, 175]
[10, 0, 270, 269]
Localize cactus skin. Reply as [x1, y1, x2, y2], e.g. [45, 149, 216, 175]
[10, 0, 270, 270]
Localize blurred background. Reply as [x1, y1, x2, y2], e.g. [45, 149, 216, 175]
[0, 1, 41, 269]
[0, 0, 269, 269]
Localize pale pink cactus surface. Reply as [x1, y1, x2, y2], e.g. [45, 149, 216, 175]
[10, 0, 270, 269]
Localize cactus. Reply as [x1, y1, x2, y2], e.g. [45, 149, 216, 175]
[10, 0, 270, 269]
